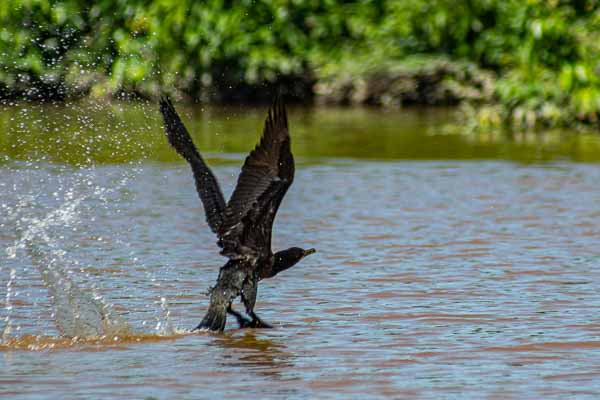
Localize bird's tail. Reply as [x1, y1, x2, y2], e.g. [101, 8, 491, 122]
[193, 304, 227, 332]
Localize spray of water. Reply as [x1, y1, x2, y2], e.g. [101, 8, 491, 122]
[28, 243, 131, 338]
[155, 297, 175, 336]
[1, 269, 17, 341]
[1, 100, 183, 344]
[4, 188, 132, 339]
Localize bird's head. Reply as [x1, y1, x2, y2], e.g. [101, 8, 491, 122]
[268, 247, 316, 278]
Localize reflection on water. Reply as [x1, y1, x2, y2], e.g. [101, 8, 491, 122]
[2, 101, 600, 164]
[213, 331, 294, 378]
[0, 333, 183, 351]
[1, 102, 600, 398]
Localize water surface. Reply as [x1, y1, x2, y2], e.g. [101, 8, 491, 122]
[1, 102, 600, 399]
[2, 101, 600, 164]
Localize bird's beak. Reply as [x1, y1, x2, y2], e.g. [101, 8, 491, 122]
[303, 248, 316, 257]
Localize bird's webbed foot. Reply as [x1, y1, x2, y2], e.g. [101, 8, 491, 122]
[244, 312, 273, 329]
[227, 305, 252, 328]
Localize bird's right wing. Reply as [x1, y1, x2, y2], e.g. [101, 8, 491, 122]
[159, 96, 226, 234]
[217, 98, 294, 260]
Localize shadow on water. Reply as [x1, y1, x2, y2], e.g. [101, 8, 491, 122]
[210, 331, 295, 377]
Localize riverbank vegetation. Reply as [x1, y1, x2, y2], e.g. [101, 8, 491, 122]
[1, 0, 599, 130]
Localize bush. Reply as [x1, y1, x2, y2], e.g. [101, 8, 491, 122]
[1, 0, 599, 128]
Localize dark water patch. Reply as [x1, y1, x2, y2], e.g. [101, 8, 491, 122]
[3, 102, 600, 164]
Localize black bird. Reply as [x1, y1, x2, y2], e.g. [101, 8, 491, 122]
[159, 96, 316, 331]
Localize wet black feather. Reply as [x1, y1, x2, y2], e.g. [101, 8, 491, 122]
[159, 96, 312, 332]
[159, 96, 226, 233]
[218, 97, 294, 262]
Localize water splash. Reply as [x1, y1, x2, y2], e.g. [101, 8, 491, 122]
[1, 160, 191, 344]
[8, 195, 83, 260]
[155, 297, 175, 336]
[6, 174, 134, 339]
[27, 243, 131, 338]
[1, 269, 17, 342]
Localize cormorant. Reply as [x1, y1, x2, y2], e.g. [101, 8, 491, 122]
[159, 96, 316, 331]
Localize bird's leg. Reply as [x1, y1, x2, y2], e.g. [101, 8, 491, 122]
[241, 279, 273, 329]
[227, 303, 252, 327]
[247, 311, 273, 329]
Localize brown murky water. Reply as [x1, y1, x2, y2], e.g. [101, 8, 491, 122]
[1, 103, 600, 398]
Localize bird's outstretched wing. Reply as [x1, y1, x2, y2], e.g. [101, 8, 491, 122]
[159, 96, 226, 234]
[218, 98, 294, 260]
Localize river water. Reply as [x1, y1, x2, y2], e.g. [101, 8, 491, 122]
[1, 102, 600, 399]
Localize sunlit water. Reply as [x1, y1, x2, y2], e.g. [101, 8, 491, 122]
[1, 102, 600, 398]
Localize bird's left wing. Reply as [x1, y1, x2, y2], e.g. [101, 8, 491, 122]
[159, 96, 226, 234]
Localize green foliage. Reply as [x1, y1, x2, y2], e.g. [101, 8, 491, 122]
[1, 0, 599, 128]
[320, 0, 600, 128]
